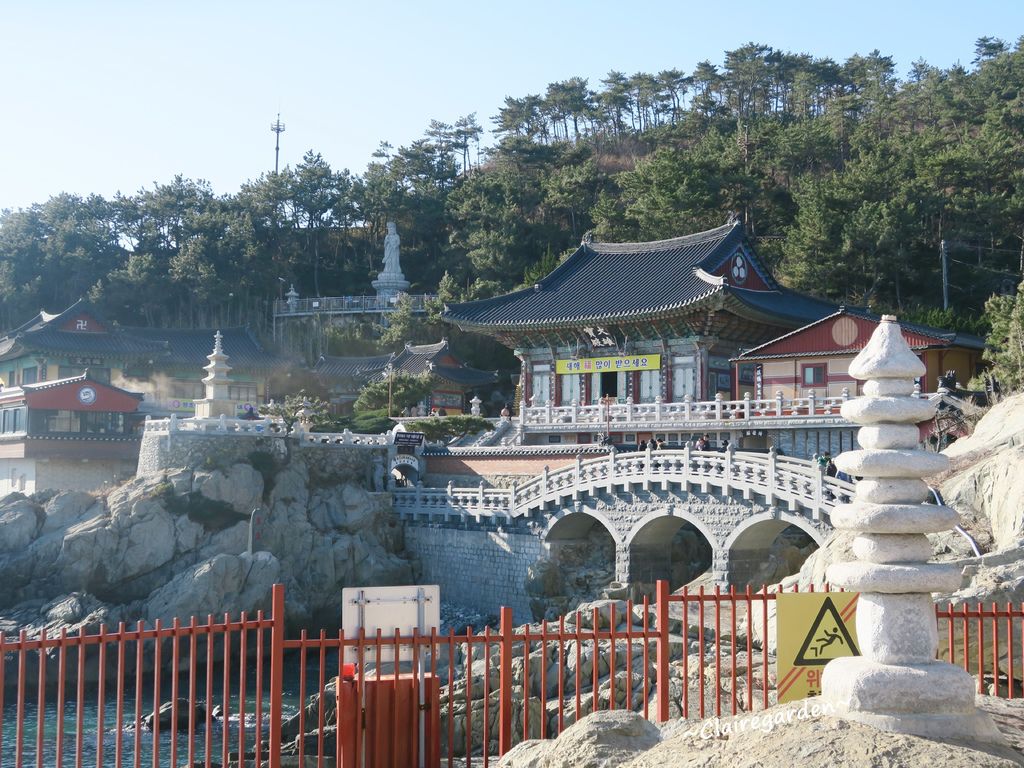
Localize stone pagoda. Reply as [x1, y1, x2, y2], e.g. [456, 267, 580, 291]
[193, 331, 237, 419]
[371, 221, 409, 302]
[821, 316, 1001, 741]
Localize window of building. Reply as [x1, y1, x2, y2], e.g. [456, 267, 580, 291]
[29, 409, 126, 435]
[21, 367, 37, 385]
[802, 364, 826, 386]
[170, 380, 205, 400]
[228, 384, 258, 402]
[57, 366, 110, 384]
[58, 365, 84, 380]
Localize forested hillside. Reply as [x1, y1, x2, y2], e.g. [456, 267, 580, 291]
[2, 37, 1022, 340]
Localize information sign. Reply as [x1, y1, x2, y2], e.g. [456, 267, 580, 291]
[393, 431, 425, 446]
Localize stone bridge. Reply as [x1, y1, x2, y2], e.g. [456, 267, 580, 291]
[396, 448, 854, 619]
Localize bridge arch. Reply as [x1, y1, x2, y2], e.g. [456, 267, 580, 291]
[543, 506, 621, 543]
[722, 512, 826, 587]
[542, 507, 620, 606]
[624, 510, 718, 591]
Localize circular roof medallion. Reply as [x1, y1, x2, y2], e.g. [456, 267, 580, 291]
[832, 316, 859, 347]
[730, 253, 748, 285]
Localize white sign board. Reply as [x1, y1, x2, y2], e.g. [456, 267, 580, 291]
[341, 584, 440, 663]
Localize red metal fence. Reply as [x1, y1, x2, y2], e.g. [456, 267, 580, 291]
[1, 583, 1021, 767]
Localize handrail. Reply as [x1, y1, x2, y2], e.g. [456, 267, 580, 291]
[519, 388, 934, 429]
[393, 448, 854, 521]
[142, 416, 389, 445]
[273, 294, 437, 316]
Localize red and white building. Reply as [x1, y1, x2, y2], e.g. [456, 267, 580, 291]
[0, 373, 144, 495]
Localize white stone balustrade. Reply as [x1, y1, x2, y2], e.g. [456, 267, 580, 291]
[392, 448, 853, 523]
[141, 417, 388, 445]
[517, 388, 929, 432]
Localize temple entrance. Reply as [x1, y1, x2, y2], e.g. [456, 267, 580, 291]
[590, 371, 626, 403]
[600, 371, 618, 399]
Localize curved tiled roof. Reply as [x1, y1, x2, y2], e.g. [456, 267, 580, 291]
[443, 223, 746, 329]
[315, 340, 497, 388]
[734, 306, 985, 360]
[0, 299, 167, 360]
[125, 327, 288, 369]
[313, 354, 391, 379]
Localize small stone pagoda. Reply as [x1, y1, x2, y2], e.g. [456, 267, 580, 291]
[821, 316, 1000, 741]
[193, 331, 238, 418]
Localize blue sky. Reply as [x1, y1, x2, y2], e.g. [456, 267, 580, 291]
[2, 0, 1022, 212]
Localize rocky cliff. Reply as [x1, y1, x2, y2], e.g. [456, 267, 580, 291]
[0, 448, 412, 641]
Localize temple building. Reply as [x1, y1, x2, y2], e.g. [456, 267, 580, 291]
[314, 339, 498, 414]
[733, 306, 985, 398]
[0, 373, 144, 494]
[443, 222, 838, 444]
[0, 300, 289, 417]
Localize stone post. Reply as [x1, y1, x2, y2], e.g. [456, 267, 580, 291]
[821, 316, 1001, 741]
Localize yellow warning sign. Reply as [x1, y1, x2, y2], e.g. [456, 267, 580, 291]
[776, 593, 859, 703]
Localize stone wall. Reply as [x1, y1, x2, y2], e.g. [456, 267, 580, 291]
[423, 472, 538, 489]
[137, 431, 387, 489]
[137, 431, 287, 476]
[35, 458, 136, 493]
[403, 524, 545, 623]
[423, 454, 578, 485]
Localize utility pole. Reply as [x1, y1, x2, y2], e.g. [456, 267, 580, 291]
[940, 239, 949, 310]
[270, 113, 286, 173]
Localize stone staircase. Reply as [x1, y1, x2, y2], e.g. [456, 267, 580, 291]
[459, 418, 518, 448]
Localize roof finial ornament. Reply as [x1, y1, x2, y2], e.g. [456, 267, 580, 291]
[581, 230, 594, 245]
[726, 211, 741, 225]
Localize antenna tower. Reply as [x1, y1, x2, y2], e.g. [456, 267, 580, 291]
[270, 113, 286, 173]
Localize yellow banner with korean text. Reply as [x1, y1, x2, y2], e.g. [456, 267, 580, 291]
[555, 354, 661, 375]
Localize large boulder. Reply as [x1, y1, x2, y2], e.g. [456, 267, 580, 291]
[58, 495, 177, 591]
[308, 485, 378, 533]
[145, 551, 280, 625]
[497, 699, 1023, 767]
[41, 491, 99, 535]
[0, 496, 43, 552]
[942, 447, 1024, 552]
[499, 711, 659, 768]
[193, 463, 264, 515]
[944, 393, 1024, 459]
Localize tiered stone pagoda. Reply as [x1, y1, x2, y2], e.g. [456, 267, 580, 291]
[822, 316, 1001, 740]
[193, 331, 238, 418]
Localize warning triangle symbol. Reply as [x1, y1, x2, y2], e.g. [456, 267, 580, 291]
[793, 596, 859, 666]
